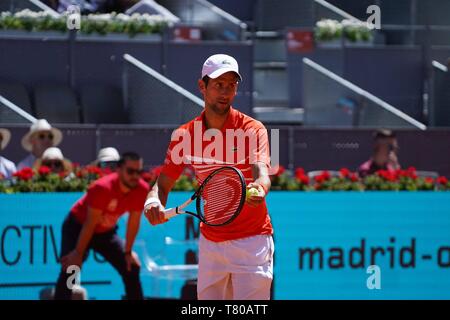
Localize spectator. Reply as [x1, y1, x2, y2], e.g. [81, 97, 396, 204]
[42, 0, 59, 10]
[0, 128, 17, 180]
[57, 0, 109, 13]
[57, 0, 138, 13]
[116, 0, 140, 11]
[17, 119, 63, 170]
[45, 0, 60, 10]
[92, 147, 120, 171]
[34, 147, 73, 175]
[358, 129, 400, 178]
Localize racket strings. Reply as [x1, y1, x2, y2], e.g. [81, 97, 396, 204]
[200, 169, 244, 225]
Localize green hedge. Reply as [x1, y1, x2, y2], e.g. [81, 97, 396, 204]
[315, 18, 373, 42]
[0, 10, 170, 37]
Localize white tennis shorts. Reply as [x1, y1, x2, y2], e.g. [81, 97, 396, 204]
[197, 234, 274, 300]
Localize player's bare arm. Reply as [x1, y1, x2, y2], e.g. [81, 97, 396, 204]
[60, 207, 102, 270]
[144, 172, 176, 225]
[246, 162, 271, 207]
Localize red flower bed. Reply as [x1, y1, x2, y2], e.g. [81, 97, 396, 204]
[1, 165, 449, 193]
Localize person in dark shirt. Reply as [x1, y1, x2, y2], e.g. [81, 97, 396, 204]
[358, 129, 400, 178]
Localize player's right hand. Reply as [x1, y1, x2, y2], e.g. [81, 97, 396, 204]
[144, 203, 168, 226]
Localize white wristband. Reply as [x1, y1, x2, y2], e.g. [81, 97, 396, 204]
[144, 197, 161, 209]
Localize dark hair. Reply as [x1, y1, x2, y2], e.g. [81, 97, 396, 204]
[373, 129, 396, 141]
[118, 152, 142, 167]
[202, 75, 210, 87]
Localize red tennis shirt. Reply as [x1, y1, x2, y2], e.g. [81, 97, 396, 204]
[161, 107, 274, 242]
[71, 173, 149, 233]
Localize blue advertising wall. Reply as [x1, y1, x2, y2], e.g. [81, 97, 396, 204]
[0, 192, 450, 299]
[272, 192, 450, 299]
[0, 192, 197, 300]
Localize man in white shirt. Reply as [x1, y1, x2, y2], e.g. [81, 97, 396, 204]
[0, 128, 16, 180]
[17, 119, 63, 170]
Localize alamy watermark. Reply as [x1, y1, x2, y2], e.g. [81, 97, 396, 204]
[366, 5, 381, 30]
[66, 265, 81, 289]
[168, 121, 280, 175]
[66, 5, 81, 31]
[366, 265, 381, 290]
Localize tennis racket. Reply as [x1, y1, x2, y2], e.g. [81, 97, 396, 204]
[163, 166, 246, 226]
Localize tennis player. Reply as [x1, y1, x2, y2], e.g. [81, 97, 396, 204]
[54, 152, 148, 300]
[145, 54, 274, 300]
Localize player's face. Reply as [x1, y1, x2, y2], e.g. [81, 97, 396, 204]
[199, 72, 239, 115]
[119, 159, 143, 189]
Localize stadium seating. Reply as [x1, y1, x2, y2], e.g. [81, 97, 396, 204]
[34, 84, 81, 123]
[416, 0, 450, 26]
[379, 0, 412, 25]
[431, 70, 450, 127]
[0, 1, 11, 12]
[207, 0, 255, 24]
[255, 0, 314, 31]
[0, 0, 448, 128]
[79, 85, 127, 124]
[253, 63, 289, 108]
[0, 80, 32, 112]
[1, 0, 56, 13]
[325, 0, 375, 21]
[125, 0, 180, 23]
[326, 0, 450, 46]
[156, 0, 246, 41]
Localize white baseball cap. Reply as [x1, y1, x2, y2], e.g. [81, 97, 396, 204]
[201, 54, 242, 82]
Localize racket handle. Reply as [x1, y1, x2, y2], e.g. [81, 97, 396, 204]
[163, 207, 178, 219]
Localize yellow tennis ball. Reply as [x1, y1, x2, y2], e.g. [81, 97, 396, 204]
[246, 187, 259, 198]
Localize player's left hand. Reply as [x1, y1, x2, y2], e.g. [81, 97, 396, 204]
[245, 182, 266, 207]
[125, 251, 141, 272]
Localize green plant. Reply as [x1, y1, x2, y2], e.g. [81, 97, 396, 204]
[342, 19, 372, 42]
[315, 18, 373, 43]
[314, 19, 342, 41]
[311, 169, 363, 191]
[0, 10, 170, 37]
[4, 166, 87, 192]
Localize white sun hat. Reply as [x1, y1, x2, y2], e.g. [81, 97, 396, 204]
[201, 54, 242, 81]
[97, 147, 120, 162]
[0, 128, 11, 150]
[21, 119, 63, 152]
[42, 147, 64, 161]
